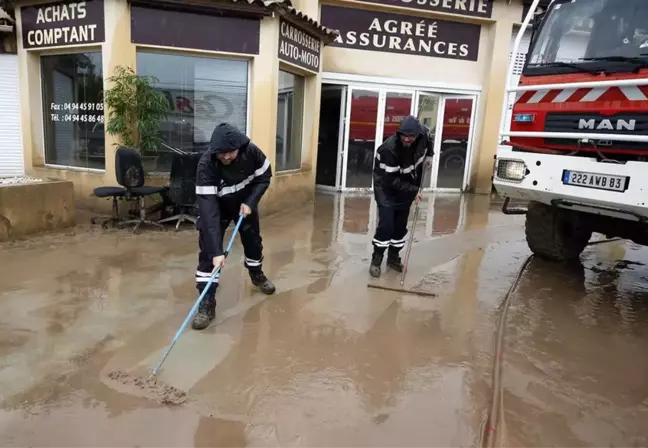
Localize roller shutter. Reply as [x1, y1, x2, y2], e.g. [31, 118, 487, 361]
[0, 54, 24, 177]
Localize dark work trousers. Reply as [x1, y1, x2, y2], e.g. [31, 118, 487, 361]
[195, 211, 264, 301]
[372, 204, 411, 258]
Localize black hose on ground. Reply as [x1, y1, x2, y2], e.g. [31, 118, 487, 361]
[480, 238, 621, 448]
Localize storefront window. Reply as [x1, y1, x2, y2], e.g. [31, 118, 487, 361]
[136, 51, 249, 172]
[276, 70, 305, 172]
[41, 52, 104, 170]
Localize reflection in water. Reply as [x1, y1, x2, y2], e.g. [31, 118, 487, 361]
[342, 196, 372, 234]
[329, 192, 473, 246]
[15, 193, 648, 446]
[431, 196, 463, 235]
[193, 416, 247, 447]
[502, 252, 648, 447]
[184, 193, 510, 445]
[440, 248, 484, 349]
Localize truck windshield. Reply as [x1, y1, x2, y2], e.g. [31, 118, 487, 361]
[525, 0, 648, 75]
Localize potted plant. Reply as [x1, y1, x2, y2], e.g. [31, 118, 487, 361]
[103, 65, 169, 174]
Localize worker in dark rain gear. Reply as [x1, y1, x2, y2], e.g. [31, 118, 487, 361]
[370, 115, 434, 278]
[193, 122, 276, 330]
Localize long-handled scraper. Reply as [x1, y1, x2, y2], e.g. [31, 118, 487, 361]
[149, 214, 245, 377]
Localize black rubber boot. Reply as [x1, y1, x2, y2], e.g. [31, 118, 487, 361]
[369, 252, 383, 278]
[250, 270, 276, 295]
[191, 295, 216, 330]
[386, 251, 404, 273]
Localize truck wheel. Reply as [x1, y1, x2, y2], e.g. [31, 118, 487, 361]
[525, 201, 592, 261]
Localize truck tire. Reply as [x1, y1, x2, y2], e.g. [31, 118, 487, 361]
[440, 145, 466, 172]
[525, 201, 592, 261]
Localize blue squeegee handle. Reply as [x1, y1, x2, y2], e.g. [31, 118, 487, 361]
[150, 214, 245, 377]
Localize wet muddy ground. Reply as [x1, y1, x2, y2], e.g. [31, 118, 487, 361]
[1, 193, 647, 446]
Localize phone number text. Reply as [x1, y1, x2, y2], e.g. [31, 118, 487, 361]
[50, 114, 105, 123]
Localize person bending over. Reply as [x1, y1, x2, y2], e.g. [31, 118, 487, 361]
[370, 115, 433, 278]
[193, 122, 276, 330]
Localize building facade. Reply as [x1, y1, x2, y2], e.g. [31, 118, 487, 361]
[12, 0, 334, 213]
[312, 0, 532, 194]
[8, 0, 534, 214]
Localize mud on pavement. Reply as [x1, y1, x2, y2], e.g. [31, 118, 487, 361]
[1, 194, 647, 446]
[106, 369, 188, 405]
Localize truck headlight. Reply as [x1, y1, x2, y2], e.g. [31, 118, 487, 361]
[496, 159, 527, 182]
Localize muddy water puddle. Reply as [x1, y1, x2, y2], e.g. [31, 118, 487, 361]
[501, 241, 648, 447]
[1, 194, 647, 446]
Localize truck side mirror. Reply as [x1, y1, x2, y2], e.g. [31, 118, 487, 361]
[531, 10, 546, 32]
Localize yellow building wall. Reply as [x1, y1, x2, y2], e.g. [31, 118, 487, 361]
[14, 0, 525, 213]
[470, 1, 523, 194]
[317, 0, 524, 194]
[14, 0, 324, 216]
[321, 3, 489, 86]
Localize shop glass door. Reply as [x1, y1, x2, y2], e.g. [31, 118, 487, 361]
[436, 96, 476, 190]
[414, 92, 442, 189]
[315, 84, 347, 189]
[373, 91, 415, 190]
[379, 91, 414, 144]
[343, 88, 380, 189]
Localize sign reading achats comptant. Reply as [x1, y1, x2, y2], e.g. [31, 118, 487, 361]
[21, 0, 105, 49]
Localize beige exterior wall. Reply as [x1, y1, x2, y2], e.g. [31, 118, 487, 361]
[14, 0, 325, 215]
[13, 0, 527, 214]
[472, 1, 524, 193]
[321, 1, 491, 87]
[317, 0, 525, 193]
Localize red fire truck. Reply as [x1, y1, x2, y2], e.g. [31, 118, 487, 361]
[494, 0, 648, 260]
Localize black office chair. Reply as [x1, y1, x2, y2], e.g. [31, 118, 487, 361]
[91, 185, 127, 229]
[114, 146, 168, 233]
[159, 152, 200, 231]
[91, 154, 129, 229]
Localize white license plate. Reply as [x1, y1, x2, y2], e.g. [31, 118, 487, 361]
[562, 170, 627, 192]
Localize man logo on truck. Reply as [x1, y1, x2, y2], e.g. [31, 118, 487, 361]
[578, 118, 636, 131]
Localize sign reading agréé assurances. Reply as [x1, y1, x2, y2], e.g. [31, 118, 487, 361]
[321, 5, 481, 62]
[355, 0, 493, 19]
[21, 0, 104, 49]
[278, 18, 321, 73]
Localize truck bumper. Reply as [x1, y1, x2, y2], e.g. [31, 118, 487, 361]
[493, 146, 648, 222]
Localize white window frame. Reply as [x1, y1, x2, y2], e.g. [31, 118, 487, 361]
[275, 67, 307, 175]
[322, 73, 482, 193]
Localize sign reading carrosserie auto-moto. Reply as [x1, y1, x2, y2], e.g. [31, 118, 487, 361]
[321, 5, 481, 61]
[354, 0, 493, 19]
[278, 18, 321, 73]
[21, 0, 105, 49]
